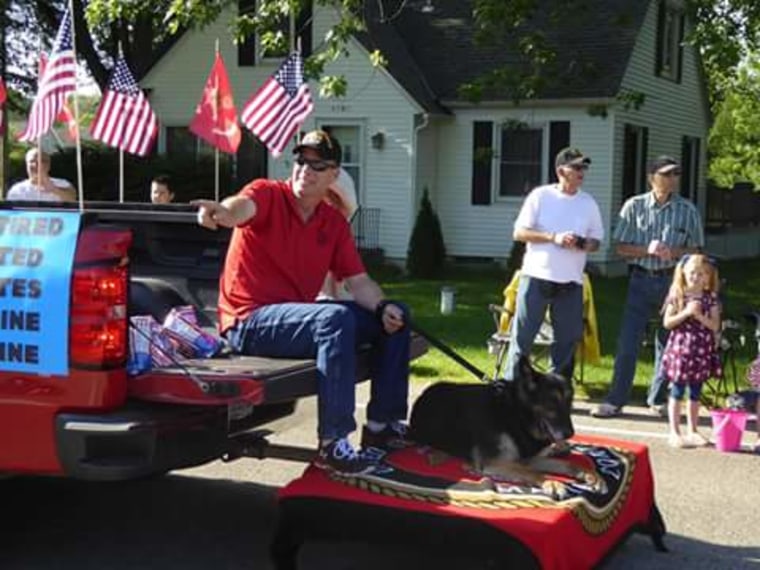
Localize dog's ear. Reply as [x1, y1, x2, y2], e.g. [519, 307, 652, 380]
[517, 356, 540, 393]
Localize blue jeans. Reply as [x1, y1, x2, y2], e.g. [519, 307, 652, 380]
[224, 301, 410, 441]
[503, 275, 583, 381]
[605, 271, 671, 408]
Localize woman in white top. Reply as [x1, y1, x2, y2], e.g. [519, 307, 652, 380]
[6, 149, 76, 202]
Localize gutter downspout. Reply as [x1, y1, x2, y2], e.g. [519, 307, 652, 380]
[410, 112, 430, 240]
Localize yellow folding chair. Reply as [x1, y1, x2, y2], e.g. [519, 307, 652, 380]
[488, 270, 600, 382]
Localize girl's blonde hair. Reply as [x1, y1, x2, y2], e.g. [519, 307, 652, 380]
[666, 254, 720, 312]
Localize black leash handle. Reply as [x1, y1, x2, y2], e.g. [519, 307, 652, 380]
[411, 323, 488, 382]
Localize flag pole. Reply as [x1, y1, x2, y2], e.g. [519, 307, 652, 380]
[36, 39, 43, 189]
[118, 43, 125, 203]
[214, 39, 220, 202]
[67, 0, 84, 210]
[119, 149, 125, 202]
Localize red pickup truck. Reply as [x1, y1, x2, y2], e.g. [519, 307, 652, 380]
[0, 201, 426, 481]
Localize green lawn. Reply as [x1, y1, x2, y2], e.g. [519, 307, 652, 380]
[375, 258, 760, 404]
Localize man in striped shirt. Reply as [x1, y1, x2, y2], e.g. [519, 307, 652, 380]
[592, 156, 704, 418]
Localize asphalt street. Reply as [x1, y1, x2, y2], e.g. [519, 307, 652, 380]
[2, 382, 759, 569]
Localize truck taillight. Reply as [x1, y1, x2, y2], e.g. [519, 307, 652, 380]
[70, 265, 128, 368]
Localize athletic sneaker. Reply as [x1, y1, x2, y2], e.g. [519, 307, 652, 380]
[360, 421, 411, 451]
[684, 432, 709, 447]
[649, 404, 667, 418]
[590, 402, 621, 418]
[316, 438, 377, 475]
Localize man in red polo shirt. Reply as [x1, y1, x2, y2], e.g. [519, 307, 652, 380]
[193, 130, 410, 475]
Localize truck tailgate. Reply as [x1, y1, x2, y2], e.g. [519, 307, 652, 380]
[128, 332, 428, 406]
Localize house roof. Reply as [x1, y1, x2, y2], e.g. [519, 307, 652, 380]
[357, 0, 650, 111]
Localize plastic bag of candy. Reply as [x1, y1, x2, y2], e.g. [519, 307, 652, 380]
[127, 315, 182, 374]
[127, 315, 155, 375]
[162, 305, 223, 358]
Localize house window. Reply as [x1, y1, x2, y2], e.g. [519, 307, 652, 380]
[498, 125, 544, 198]
[319, 124, 362, 208]
[237, 0, 312, 66]
[165, 127, 196, 158]
[681, 136, 700, 205]
[165, 127, 218, 160]
[622, 124, 648, 201]
[656, 1, 684, 82]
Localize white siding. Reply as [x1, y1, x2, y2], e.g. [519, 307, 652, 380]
[434, 108, 614, 263]
[612, 0, 710, 218]
[142, 7, 420, 260]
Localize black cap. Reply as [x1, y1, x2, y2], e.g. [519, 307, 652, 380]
[648, 155, 679, 175]
[293, 130, 342, 165]
[555, 147, 591, 168]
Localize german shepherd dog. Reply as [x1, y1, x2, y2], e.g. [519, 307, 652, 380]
[409, 357, 605, 497]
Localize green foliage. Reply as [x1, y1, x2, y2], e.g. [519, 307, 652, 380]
[7, 142, 235, 203]
[406, 188, 446, 279]
[708, 63, 760, 189]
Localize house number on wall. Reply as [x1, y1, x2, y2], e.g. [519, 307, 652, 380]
[331, 104, 350, 112]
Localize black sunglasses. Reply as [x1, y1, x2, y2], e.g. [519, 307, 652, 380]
[295, 155, 336, 172]
[566, 164, 589, 172]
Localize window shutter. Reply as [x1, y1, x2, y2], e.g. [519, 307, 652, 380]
[471, 121, 493, 205]
[297, 1, 313, 58]
[654, 0, 665, 75]
[680, 136, 691, 198]
[640, 127, 649, 189]
[238, 0, 257, 66]
[676, 13, 685, 83]
[548, 121, 570, 183]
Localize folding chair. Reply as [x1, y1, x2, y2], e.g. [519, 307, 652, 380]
[487, 270, 600, 383]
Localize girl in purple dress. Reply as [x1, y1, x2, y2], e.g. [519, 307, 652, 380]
[660, 254, 722, 448]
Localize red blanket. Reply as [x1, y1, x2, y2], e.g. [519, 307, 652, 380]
[276, 434, 665, 570]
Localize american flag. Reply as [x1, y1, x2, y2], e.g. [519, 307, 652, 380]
[90, 54, 158, 156]
[241, 53, 314, 157]
[19, 8, 77, 142]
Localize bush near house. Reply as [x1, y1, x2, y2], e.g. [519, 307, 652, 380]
[406, 188, 446, 278]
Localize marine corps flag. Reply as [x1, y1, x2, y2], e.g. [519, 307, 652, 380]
[189, 52, 241, 154]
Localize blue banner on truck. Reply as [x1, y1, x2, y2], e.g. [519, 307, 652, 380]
[0, 212, 82, 375]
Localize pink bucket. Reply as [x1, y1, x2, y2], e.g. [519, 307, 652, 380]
[710, 409, 748, 452]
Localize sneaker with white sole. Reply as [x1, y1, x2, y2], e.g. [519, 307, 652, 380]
[590, 402, 621, 418]
[316, 437, 377, 475]
[360, 421, 412, 452]
[649, 404, 667, 418]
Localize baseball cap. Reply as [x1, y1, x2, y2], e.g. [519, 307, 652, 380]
[293, 130, 342, 165]
[555, 147, 592, 168]
[648, 156, 679, 175]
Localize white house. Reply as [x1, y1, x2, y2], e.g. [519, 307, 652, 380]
[141, 0, 714, 273]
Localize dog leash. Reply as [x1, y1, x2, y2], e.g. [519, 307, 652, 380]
[411, 323, 489, 382]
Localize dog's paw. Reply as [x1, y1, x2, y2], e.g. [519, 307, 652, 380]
[576, 469, 608, 495]
[547, 440, 572, 457]
[541, 479, 570, 500]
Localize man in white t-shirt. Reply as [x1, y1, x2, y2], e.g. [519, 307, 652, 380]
[6, 149, 76, 202]
[502, 147, 604, 382]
